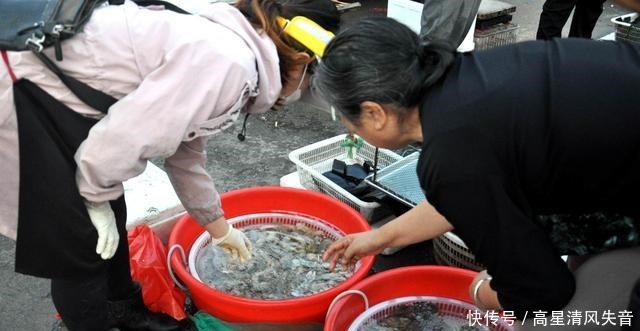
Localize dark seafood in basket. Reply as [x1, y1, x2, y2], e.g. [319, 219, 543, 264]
[361, 302, 485, 331]
[195, 223, 352, 299]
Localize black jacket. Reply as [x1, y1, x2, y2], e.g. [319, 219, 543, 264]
[417, 39, 640, 317]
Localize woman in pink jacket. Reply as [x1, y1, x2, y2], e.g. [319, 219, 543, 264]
[0, 0, 339, 330]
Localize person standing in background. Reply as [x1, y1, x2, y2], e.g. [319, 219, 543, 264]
[537, 0, 607, 39]
[420, 0, 481, 52]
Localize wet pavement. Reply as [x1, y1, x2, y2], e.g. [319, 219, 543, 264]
[0, 1, 634, 329]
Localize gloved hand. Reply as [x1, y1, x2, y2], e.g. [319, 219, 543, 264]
[84, 200, 119, 260]
[211, 225, 252, 262]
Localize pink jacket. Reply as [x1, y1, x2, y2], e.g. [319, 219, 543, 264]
[0, 1, 282, 239]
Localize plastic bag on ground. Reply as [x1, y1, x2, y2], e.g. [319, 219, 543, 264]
[128, 224, 187, 320]
[191, 311, 323, 331]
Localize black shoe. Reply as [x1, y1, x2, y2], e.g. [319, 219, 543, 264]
[108, 284, 190, 331]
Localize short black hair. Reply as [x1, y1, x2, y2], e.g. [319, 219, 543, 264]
[315, 17, 454, 124]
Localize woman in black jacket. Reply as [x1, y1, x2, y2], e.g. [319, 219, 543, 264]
[318, 16, 640, 325]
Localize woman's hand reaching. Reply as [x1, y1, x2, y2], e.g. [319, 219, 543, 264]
[206, 216, 252, 262]
[323, 230, 386, 271]
[323, 201, 453, 272]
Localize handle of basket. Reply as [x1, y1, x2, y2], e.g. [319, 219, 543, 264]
[326, 289, 369, 321]
[167, 244, 189, 292]
[611, 15, 633, 27]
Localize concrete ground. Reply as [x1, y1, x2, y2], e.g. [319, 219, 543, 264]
[0, 1, 634, 330]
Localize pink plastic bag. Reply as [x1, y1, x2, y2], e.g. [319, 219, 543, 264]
[128, 224, 187, 320]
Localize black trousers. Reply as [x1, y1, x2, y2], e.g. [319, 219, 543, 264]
[537, 0, 606, 40]
[624, 278, 640, 331]
[51, 223, 136, 331]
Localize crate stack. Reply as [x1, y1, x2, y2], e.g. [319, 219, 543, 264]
[474, 0, 519, 50]
[612, 13, 640, 46]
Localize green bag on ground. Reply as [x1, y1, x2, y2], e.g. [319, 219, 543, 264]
[191, 311, 234, 331]
[190, 311, 323, 331]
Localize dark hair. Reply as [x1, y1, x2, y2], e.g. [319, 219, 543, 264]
[314, 16, 455, 124]
[235, 0, 340, 84]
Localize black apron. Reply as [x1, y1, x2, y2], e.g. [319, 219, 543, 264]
[5, 51, 128, 278]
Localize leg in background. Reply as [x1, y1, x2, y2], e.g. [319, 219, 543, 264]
[568, 0, 606, 38]
[537, 0, 579, 40]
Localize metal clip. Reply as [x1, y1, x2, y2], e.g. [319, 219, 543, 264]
[51, 24, 64, 35]
[25, 33, 45, 53]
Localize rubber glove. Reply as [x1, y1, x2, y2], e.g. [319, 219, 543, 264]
[84, 200, 119, 260]
[211, 225, 252, 262]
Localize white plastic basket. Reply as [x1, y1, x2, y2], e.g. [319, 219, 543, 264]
[474, 23, 519, 51]
[348, 296, 511, 331]
[289, 134, 402, 221]
[434, 232, 485, 271]
[612, 13, 640, 45]
[188, 212, 346, 281]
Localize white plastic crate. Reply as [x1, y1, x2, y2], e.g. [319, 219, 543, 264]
[386, 0, 423, 34]
[289, 134, 402, 221]
[612, 13, 640, 45]
[474, 23, 519, 51]
[433, 231, 485, 271]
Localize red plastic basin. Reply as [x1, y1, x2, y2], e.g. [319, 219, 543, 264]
[324, 265, 479, 331]
[168, 186, 374, 323]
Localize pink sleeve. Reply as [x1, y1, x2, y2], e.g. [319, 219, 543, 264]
[75, 6, 250, 206]
[164, 137, 223, 225]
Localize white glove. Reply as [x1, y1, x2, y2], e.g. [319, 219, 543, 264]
[84, 201, 119, 260]
[211, 225, 252, 262]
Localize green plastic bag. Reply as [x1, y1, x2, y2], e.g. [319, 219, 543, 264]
[190, 311, 323, 331]
[191, 311, 234, 331]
